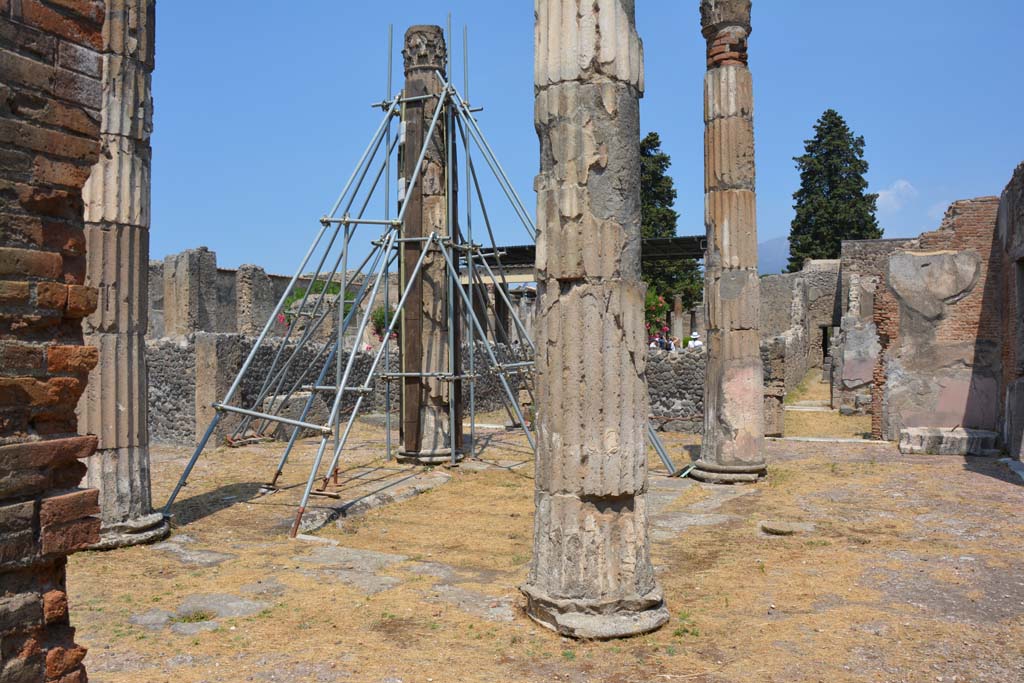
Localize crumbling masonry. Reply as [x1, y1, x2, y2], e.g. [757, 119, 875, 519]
[693, 0, 766, 483]
[522, 0, 669, 639]
[78, 0, 167, 548]
[1, 3, 109, 681]
[398, 25, 463, 464]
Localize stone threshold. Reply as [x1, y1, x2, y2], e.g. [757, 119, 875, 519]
[999, 458, 1024, 484]
[768, 436, 887, 444]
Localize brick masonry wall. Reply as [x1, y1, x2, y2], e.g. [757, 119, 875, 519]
[998, 163, 1024, 458]
[0, 2, 107, 681]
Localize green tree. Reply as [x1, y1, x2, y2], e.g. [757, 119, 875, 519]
[640, 132, 701, 311]
[787, 109, 881, 272]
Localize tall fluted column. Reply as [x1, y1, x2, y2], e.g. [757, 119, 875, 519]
[692, 0, 766, 483]
[78, 0, 168, 547]
[397, 26, 463, 464]
[523, 0, 668, 639]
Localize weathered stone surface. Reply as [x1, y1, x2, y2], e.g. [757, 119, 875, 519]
[103, 0, 155, 67]
[397, 25, 462, 464]
[888, 251, 980, 320]
[898, 427, 999, 456]
[82, 136, 150, 225]
[524, 0, 667, 639]
[694, 0, 765, 483]
[154, 535, 237, 567]
[236, 265, 276, 336]
[78, 333, 146, 446]
[533, 0, 644, 91]
[162, 247, 218, 336]
[79, 0, 165, 549]
[176, 593, 268, 620]
[534, 81, 642, 282]
[1005, 379, 1024, 461]
[82, 223, 148, 335]
[533, 282, 648, 496]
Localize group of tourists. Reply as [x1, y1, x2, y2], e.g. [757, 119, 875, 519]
[648, 331, 703, 352]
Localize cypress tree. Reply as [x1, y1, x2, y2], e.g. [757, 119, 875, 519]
[787, 110, 881, 272]
[640, 132, 701, 309]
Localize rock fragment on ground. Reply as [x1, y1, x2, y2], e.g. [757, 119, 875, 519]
[760, 520, 817, 536]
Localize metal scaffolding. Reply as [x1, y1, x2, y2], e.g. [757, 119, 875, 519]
[162, 23, 680, 538]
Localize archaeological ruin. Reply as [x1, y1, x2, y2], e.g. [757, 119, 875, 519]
[522, 0, 668, 638]
[692, 0, 766, 484]
[3, 0, 1024, 679]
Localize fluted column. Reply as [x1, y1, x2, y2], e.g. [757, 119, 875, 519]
[692, 0, 766, 483]
[522, 0, 668, 639]
[78, 0, 168, 547]
[397, 26, 463, 464]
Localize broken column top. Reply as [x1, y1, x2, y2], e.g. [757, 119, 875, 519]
[534, 0, 644, 92]
[700, 0, 751, 66]
[403, 25, 446, 75]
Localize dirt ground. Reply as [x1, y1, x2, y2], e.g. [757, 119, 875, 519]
[68, 422, 1024, 683]
[784, 370, 873, 439]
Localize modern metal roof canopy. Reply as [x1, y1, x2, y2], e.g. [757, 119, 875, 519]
[480, 236, 705, 269]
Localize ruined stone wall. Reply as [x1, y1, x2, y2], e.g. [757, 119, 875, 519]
[647, 348, 705, 433]
[998, 163, 1024, 459]
[1, 3, 108, 680]
[146, 258, 162, 336]
[150, 248, 400, 341]
[147, 336, 195, 444]
[145, 336, 526, 445]
[833, 239, 917, 416]
[758, 259, 839, 399]
[759, 271, 803, 338]
[802, 261, 841, 370]
[873, 198, 1002, 440]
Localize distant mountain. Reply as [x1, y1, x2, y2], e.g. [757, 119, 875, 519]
[758, 236, 789, 275]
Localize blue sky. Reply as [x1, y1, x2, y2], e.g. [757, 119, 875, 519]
[151, 1, 1024, 275]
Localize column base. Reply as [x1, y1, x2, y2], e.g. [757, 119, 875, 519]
[396, 448, 464, 465]
[689, 458, 766, 484]
[521, 585, 670, 640]
[89, 512, 170, 551]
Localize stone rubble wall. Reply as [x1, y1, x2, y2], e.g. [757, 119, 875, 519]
[147, 337, 196, 444]
[0, 3, 110, 681]
[146, 336, 526, 445]
[647, 348, 706, 433]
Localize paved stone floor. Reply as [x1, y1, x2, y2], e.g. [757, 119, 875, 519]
[67, 422, 1024, 682]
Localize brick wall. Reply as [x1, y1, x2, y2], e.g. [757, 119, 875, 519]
[0, 2, 106, 681]
[998, 163, 1024, 458]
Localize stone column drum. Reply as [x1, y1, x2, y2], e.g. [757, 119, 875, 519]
[522, 0, 669, 639]
[78, 0, 169, 547]
[692, 0, 767, 483]
[397, 26, 463, 464]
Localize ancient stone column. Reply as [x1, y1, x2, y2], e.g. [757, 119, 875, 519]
[672, 294, 685, 340]
[397, 26, 463, 464]
[78, 0, 169, 547]
[522, 0, 669, 639]
[693, 0, 767, 483]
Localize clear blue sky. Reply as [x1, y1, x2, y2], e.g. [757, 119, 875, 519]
[151, 1, 1024, 275]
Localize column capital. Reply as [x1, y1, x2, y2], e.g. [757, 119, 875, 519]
[700, 0, 751, 68]
[403, 25, 447, 77]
